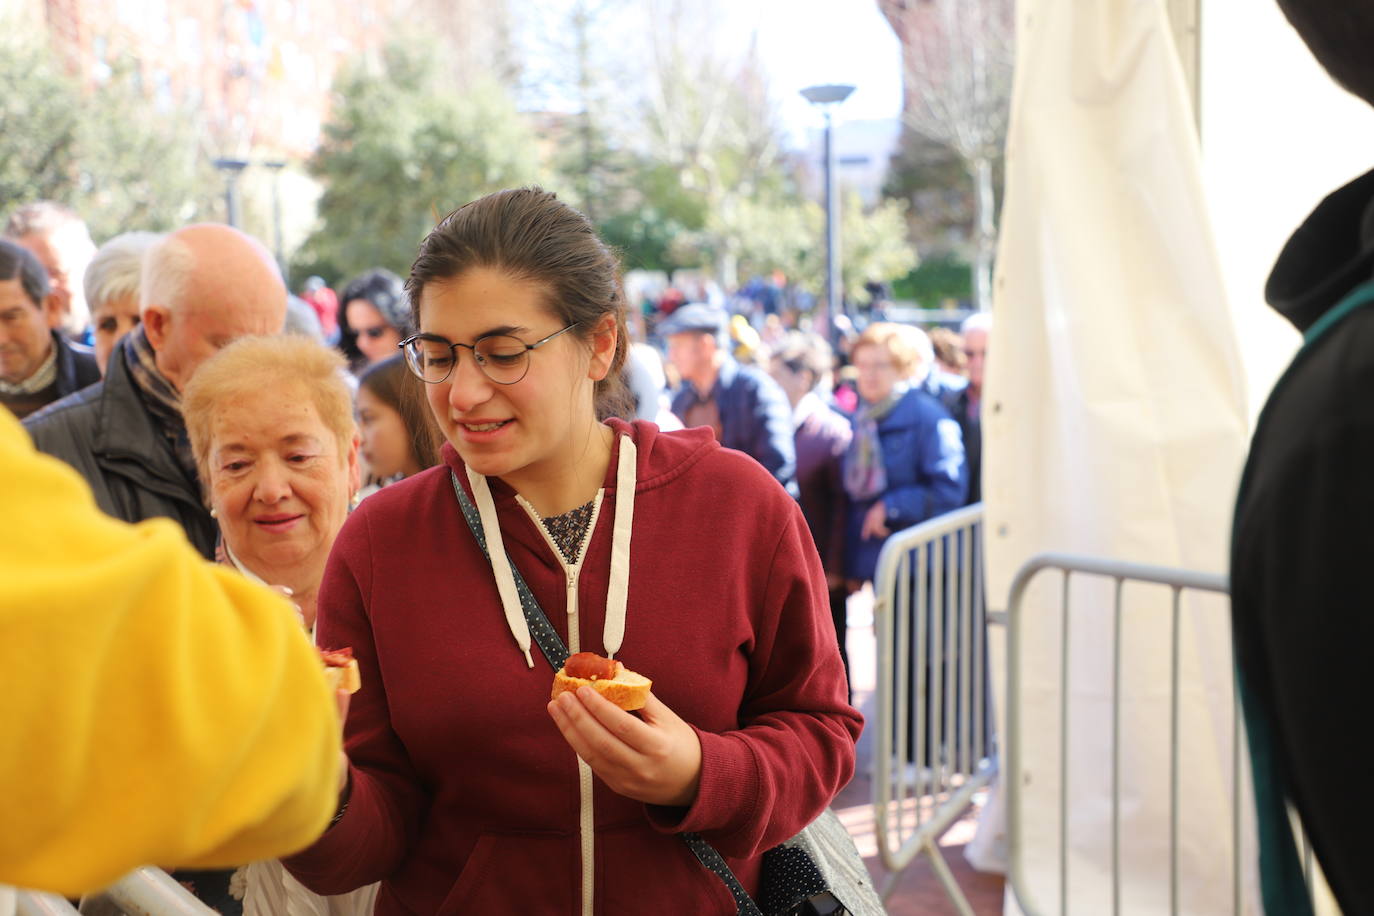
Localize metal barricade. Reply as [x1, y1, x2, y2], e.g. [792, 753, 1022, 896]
[8, 869, 214, 916]
[14, 892, 81, 916]
[871, 502, 997, 913]
[77, 868, 216, 915]
[1002, 553, 1324, 916]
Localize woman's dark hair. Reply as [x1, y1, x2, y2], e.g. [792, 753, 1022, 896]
[358, 354, 445, 473]
[338, 268, 411, 365]
[406, 187, 632, 420]
[0, 239, 50, 307]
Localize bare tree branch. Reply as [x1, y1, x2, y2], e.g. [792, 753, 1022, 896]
[878, 0, 1013, 310]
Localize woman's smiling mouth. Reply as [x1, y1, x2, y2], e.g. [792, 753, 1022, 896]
[254, 513, 305, 532]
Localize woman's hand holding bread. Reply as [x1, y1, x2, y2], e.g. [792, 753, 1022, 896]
[548, 682, 703, 808]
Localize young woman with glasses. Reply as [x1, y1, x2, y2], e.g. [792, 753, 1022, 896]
[282, 188, 861, 915]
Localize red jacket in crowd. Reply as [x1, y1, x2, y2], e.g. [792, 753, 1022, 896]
[284, 419, 862, 914]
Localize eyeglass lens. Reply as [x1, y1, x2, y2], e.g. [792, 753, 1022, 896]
[405, 335, 530, 384]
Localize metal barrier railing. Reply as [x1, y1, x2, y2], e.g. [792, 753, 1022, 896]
[8, 868, 215, 916]
[871, 502, 996, 913]
[1002, 552, 1308, 916]
[14, 891, 81, 915]
[78, 868, 216, 915]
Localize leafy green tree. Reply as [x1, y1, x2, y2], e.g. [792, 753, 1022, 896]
[641, 0, 796, 288]
[596, 158, 708, 273]
[838, 194, 919, 301]
[0, 37, 80, 212]
[0, 30, 216, 241]
[295, 36, 543, 283]
[878, 0, 1014, 311]
[708, 189, 916, 307]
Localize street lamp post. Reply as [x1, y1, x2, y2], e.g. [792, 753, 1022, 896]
[212, 158, 250, 229]
[263, 160, 287, 284]
[800, 84, 855, 342]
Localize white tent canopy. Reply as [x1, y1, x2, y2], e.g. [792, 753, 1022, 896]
[984, 0, 1252, 912]
[982, 0, 1374, 913]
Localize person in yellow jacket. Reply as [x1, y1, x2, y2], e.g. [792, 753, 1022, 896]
[0, 405, 342, 897]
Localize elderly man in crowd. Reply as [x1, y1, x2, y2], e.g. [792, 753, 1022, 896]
[25, 224, 286, 559]
[5, 201, 97, 341]
[663, 302, 797, 492]
[0, 240, 99, 418]
[956, 312, 989, 505]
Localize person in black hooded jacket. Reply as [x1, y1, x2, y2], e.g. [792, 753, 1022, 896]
[1230, 4, 1374, 914]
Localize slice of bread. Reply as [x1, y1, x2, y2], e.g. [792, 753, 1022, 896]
[551, 662, 651, 711]
[323, 658, 361, 694]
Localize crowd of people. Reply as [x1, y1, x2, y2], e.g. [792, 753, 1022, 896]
[7, 189, 962, 913]
[0, 186, 997, 913]
[0, 177, 999, 914]
[11, 0, 1374, 910]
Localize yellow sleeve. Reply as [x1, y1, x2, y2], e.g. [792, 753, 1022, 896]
[0, 408, 342, 896]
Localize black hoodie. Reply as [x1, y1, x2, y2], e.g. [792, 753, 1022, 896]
[1231, 166, 1374, 916]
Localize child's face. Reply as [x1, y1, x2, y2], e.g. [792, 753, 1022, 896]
[357, 386, 415, 479]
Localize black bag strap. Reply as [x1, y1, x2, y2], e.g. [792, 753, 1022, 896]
[450, 471, 765, 916]
[451, 471, 569, 670]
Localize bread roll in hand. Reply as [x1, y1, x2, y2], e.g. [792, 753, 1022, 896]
[320, 647, 361, 694]
[552, 652, 651, 711]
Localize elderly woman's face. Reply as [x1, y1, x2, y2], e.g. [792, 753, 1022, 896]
[91, 291, 140, 376]
[852, 342, 900, 405]
[208, 383, 357, 575]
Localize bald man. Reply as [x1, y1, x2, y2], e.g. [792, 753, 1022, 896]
[24, 225, 286, 558]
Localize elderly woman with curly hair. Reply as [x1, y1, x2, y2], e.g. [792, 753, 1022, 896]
[184, 335, 361, 631]
[842, 321, 966, 585]
[182, 334, 376, 914]
[843, 322, 967, 777]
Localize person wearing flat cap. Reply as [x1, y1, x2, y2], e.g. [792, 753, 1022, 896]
[662, 303, 797, 494]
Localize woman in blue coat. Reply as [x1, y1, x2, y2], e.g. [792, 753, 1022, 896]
[842, 322, 967, 773]
[842, 322, 966, 586]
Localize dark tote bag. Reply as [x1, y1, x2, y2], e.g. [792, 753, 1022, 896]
[452, 473, 885, 915]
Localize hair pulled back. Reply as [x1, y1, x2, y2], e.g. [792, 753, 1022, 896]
[407, 187, 631, 420]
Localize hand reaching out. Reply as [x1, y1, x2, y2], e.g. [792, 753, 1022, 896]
[547, 688, 703, 808]
[860, 500, 890, 541]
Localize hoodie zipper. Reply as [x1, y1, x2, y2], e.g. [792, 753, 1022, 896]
[471, 437, 637, 916]
[517, 492, 604, 916]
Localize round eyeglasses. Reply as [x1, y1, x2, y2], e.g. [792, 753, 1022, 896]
[399, 323, 579, 385]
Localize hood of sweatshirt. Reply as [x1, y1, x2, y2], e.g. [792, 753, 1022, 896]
[1266, 166, 1374, 333]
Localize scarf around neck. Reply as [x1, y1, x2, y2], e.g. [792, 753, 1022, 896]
[843, 383, 908, 501]
[124, 326, 198, 484]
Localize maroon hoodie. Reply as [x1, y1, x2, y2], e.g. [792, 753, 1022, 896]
[284, 419, 862, 914]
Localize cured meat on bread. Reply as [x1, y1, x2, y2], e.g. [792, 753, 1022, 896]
[320, 647, 361, 694]
[551, 652, 651, 711]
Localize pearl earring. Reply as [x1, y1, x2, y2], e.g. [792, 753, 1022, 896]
[210, 508, 218, 519]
